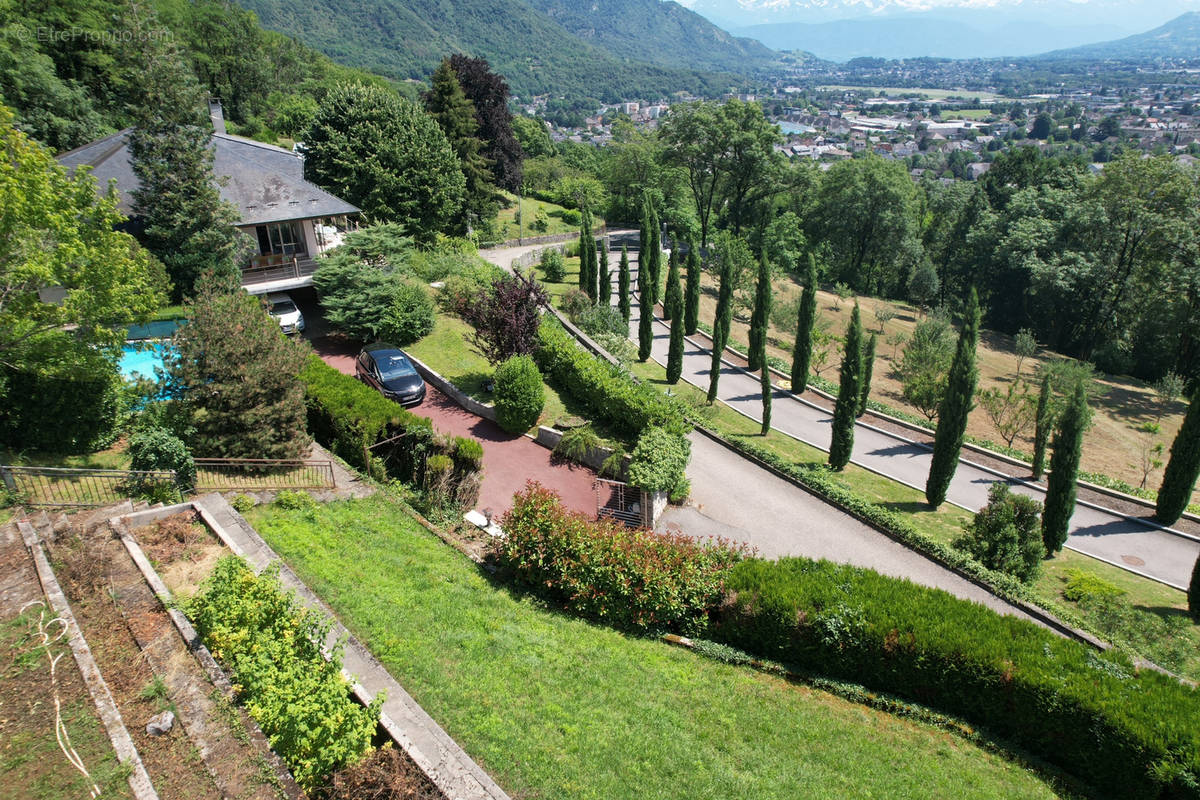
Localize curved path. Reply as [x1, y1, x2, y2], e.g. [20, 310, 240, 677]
[612, 247, 1199, 590]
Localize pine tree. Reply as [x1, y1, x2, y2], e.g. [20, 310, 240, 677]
[423, 58, 498, 234]
[128, 5, 240, 301]
[666, 259, 685, 384]
[829, 303, 864, 470]
[1032, 372, 1053, 479]
[1042, 381, 1089, 554]
[662, 248, 677, 320]
[707, 253, 735, 403]
[791, 254, 818, 394]
[748, 251, 771, 371]
[684, 242, 701, 335]
[858, 333, 877, 416]
[618, 245, 631, 323]
[1156, 390, 1200, 525]
[1189, 553, 1200, 622]
[597, 236, 611, 307]
[925, 288, 981, 507]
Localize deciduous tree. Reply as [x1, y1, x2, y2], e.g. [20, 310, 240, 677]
[449, 55, 523, 193]
[461, 270, 548, 364]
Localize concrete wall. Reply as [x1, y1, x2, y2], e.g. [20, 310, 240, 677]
[405, 353, 499, 423]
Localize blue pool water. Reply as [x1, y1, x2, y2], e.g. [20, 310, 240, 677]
[119, 342, 171, 381]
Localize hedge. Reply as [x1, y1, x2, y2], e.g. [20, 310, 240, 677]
[298, 355, 481, 507]
[534, 320, 690, 441]
[493, 354, 544, 433]
[495, 484, 744, 635]
[713, 557, 1200, 799]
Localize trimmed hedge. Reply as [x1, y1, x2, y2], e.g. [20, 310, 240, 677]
[298, 355, 481, 507]
[713, 557, 1200, 799]
[534, 320, 690, 441]
[496, 484, 744, 635]
[493, 354, 544, 433]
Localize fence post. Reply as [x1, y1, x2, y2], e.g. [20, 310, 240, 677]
[0, 465, 15, 494]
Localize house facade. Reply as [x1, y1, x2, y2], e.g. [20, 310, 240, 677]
[55, 103, 359, 295]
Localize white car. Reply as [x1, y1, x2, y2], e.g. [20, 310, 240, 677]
[266, 292, 305, 334]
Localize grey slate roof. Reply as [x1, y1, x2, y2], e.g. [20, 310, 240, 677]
[56, 130, 360, 226]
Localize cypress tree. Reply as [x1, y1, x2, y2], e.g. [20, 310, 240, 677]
[637, 246, 654, 361]
[597, 236, 611, 307]
[648, 205, 662, 307]
[791, 254, 818, 394]
[925, 288, 981, 507]
[707, 253, 735, 403]
[1032, 371, 1053, 479]
[1156, 390, 1200, 525]
[639, 197, 653, 306]
[858, 333, 877, 417]
[662, 248, 677, 320]
[761, 364, 773, 436]
[618, 245, 631, 323]
[684, 242, 701, 335]
[748, 251, 771, 371]
[578, 207, 594, 299]
[828, 303, 864, 470]
[1042, 381, 1089, 554]
[666, 259, 685, 384]
[1189, 553, 1200, 622]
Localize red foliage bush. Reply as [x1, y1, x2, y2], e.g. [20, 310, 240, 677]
[495, 483, 747, 635]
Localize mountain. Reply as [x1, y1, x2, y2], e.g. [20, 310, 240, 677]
[525, 0, 775, 74]
[734, 16, 1125, 62]
[1040, 11, 1200, 59]
[232, 0, 773, 100]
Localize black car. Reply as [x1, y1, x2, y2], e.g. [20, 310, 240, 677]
[355, 344, 427, 406]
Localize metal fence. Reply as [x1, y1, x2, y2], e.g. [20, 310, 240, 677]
[0, 465, 177, 508]
[193, 459, 336, 491]
[1, 458, 337, 508]
[595, 478, 645, 528]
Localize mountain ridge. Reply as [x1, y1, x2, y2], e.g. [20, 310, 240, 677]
[1039, 11, 1200, 59]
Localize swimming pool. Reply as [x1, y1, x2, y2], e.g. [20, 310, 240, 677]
[119, 341, 172, 382]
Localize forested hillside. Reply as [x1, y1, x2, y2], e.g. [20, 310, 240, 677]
[231, 0, 758, 100]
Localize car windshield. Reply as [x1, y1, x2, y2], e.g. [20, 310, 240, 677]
[376, 352, 417, 381]
[270, 300, 297, 316]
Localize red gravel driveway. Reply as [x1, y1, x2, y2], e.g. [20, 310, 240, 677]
[311, 336, 597, 516]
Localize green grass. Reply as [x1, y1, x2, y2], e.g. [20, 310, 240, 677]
[954, 109, 995, 120]
[246, 495, 1060, 800]
[530, 255, 583, 307]
[628, 355, 1200, 679]
[151, 305, 187, 322]
[490, 193, 599, 243]
[0, 609, 133, 800]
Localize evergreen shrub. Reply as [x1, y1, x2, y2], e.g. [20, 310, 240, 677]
[128, 427, 196, 489]
[627, 427, 690, 493]
[494, 354, 545, 433]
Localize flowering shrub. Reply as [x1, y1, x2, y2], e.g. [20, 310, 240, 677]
[495, 483, 746, 635]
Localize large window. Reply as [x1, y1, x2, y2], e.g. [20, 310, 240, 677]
[255, 221, 307, 257]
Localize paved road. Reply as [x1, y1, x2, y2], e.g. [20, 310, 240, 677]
[661, 433, 1035, 620]
[616, 250, 1199, 589]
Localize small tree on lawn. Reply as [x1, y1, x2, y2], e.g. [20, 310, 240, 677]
[461, 270, 548, 364]
[898, 313, 954, 421]
[907, 259, 940, 313]
[748, 251, 771, 371]
[541, 248, 566, 282]
[955, 482, 1044, 583]
[684, 242, 701, 335]
[618, 245, 631, 323]
[828, 303, 863, 470]
[1014, 328, 1037, 376]
[980, 380, 1036, 448]
[1042, 380, 1090, 554]
[791, 253, 818, 394]
[1157, 390, 1200, 525]
[666, 251, 685, 384]
[1136, 421, 1164, 490]
[1153, 371, 1185, 424]
[857, 333, 876, 417]
[926, 288, 981, 508]
[168, 276, 309, 459]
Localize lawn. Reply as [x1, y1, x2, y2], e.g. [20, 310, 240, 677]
[246, 495, 1060, 800]
[490, 193, 600, 243]
[628, 356, 1200, 679]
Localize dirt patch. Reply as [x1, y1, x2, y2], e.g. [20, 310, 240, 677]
[325, 745, 443, 800]
[133, 512, 225, 596]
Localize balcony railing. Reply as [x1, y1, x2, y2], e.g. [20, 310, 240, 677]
[241, 255, 319, 287]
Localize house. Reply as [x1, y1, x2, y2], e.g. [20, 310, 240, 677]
[56, 102, 360, 295]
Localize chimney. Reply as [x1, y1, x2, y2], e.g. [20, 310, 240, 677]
[209, 99, 226, 135]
